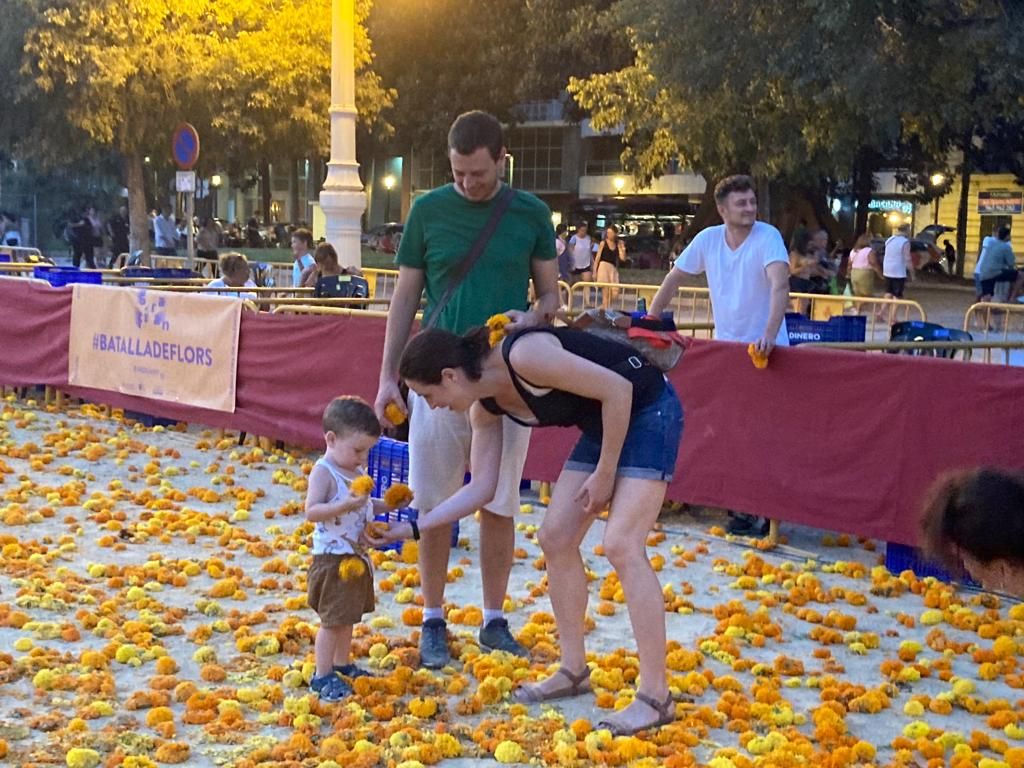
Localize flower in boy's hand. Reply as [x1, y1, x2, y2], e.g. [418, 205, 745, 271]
[383, 483, 414, 510]
[747, 343, 769, 370]
[486, 313, 512, 347]
[349, 475, 374, 497]
[384, 402, 407, 426]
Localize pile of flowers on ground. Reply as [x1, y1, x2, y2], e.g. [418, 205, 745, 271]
[0, 397, 1023, 767]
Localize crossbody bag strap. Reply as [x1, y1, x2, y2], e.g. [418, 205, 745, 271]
[422, 185, 516, 329]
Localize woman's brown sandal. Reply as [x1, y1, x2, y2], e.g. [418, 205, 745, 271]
[597, 691, 676, 736]
[512, 666, 592, 704]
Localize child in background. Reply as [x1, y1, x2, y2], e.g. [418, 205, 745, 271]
[304, 396, 386, 702]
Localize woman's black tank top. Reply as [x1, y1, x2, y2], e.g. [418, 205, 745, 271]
[479, 327, 665, 435]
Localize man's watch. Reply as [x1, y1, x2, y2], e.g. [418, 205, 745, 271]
[409, 521, 421, 541]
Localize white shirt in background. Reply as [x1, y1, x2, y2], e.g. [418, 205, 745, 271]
[675, 221, 789, 346]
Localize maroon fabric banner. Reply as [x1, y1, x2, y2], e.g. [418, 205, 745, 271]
[2, 277, 1023, 546]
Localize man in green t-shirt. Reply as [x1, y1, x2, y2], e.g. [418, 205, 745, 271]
[374, 111, 559, 669]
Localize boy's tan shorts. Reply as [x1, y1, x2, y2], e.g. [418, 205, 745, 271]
[307, 553, 375, 627]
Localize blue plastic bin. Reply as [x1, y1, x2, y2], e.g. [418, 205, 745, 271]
[884, 542, 978, 587]
[367, 436, 459, 551]
[0, 254, 11, 263]
[121, 267, 201, 280]
[32, 265, 102, 287]
[785, 312, 866, 346]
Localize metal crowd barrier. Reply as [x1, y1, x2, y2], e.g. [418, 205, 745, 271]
[0, 246, 44, 261]
[963, 302, 1024, 364]
[803, 338, 1024, 366]
[790, 293, 926, 341]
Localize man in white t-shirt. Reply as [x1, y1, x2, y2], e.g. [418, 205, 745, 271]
[649, 174, 789, 536]
[882, 223, 914, 299]
[290, 228, 316, 287]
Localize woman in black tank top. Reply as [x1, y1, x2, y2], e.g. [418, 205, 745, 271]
[371, 324, 684, 736]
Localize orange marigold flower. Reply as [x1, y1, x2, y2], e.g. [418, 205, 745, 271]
[383, 483, 414, 509]
[384, 402, 407, 426]
[747, 343, 769, 369]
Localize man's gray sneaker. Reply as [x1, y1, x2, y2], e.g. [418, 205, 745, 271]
[479, 618, 528, 657]
[419, 618, 451, 669]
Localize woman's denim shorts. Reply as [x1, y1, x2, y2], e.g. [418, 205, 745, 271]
[564, 379, 683, 481]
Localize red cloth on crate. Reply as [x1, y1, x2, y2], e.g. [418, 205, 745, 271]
[2, 277, 1023, 546]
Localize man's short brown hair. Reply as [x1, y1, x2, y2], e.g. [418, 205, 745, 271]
[322, 396, 381, 438]
[218, 252, 249, 280]
[448, 111, 504, 162]
[292, 228, 314, 248]
[714, 175, 756, 204]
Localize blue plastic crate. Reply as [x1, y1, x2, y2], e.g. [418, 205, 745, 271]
[786, 312, 866, 346]
[32, 265, 102, 287]
[0, 254, 11, 263]
[367, 437, 458, 550]
[121, 267, 201, 280]
[884, 542, 978, 587]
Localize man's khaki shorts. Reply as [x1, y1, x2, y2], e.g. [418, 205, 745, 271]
[408, 390, 531, 518]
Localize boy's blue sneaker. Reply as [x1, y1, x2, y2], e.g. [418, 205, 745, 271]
[310, 673, 351, 702]
[333, 663, 373, 679]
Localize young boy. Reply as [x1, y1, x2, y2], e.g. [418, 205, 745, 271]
[304, 396, 384, 702]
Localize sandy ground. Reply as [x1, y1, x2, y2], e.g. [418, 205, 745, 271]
[0, 399, 1023, 767]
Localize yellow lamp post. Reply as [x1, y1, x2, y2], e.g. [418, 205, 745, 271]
[383, 174, 396, 222]
[319, 0, 366, 269]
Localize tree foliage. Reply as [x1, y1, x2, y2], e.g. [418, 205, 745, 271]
[569, 0, 1024, 238]
[15, 0, 392, 252]
[369, 0, 530, 153]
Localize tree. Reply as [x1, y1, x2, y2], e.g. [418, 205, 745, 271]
[19, 0, 392, 257]
[569, 1, 918, 239]
[368, 0, 530, 202]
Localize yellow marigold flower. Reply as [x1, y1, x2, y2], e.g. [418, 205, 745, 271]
[349, 475, 375, 497]
[384, 402, 407, 426]
[494, 740, 525, 764]
[338, 558, 367, 581]
[487, 313, 512, 347]
[65, 749, 101, 768]
[383, 483, 414, 509]
[408, 697, 438, 718]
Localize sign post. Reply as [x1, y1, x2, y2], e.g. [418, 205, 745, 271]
[172, 123, 200, 270]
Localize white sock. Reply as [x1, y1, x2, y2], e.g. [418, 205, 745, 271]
[423, 607, 444, 622]
[483, 609, 504, 626]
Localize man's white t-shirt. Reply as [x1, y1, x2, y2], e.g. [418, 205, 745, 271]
[292, 253, 315, 287]
[207, 278, 257, 301]
[974, 236, 996, 277]
[883, 235, 910, 278]
[568, 235, 592, 270]
[675, 221, 789, 346]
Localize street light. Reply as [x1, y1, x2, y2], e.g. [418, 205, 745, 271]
[613, 176, 626, 194]
[210, 174, 222, 219]
[383, 174, 396, 223]
[930, 173, 946, 225]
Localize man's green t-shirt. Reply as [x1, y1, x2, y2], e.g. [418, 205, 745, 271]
[396, 184, 556, 334]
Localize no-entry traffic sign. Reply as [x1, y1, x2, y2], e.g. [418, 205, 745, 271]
[172, 123, 200, 171]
